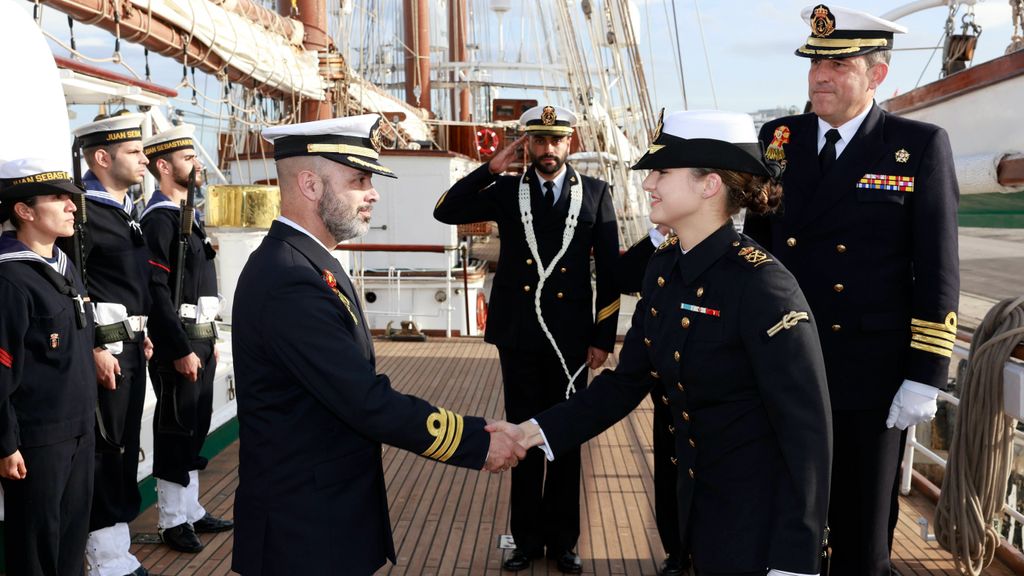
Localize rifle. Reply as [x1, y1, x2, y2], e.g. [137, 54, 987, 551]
[70, 138, 89, 294]
[173, 167, 197, 312]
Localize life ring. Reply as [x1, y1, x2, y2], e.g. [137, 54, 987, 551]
[475, 128, 499, 156]
[476, 291, 488, 332]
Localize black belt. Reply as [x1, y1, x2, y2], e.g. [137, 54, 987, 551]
[184, 322, 217, 341]
[95, 320, 136, 346]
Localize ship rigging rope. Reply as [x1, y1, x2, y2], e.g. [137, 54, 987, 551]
[934, 296, 1024, 576]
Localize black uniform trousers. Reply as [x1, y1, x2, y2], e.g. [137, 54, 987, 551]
[498, 345, 587, 555]
[91, 337, 148, 530]
[828, 409, 903, 576]
[649, 386, 682, 558]
[149, 339, 216, 486]
[2, 432, 95, 576]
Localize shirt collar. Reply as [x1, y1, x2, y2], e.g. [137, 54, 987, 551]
[276, 215, 333, 255]
[817, 101, 872, 157]
[534, 165, 568, 201]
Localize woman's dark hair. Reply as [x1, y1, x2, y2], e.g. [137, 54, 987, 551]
[7, 196, 39, 230]
[692, 167, 783, 216]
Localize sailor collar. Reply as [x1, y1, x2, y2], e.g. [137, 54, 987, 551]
[83, 171, 135, 215]
[140, 190, 201, 226]
[0, 233, 71, 277]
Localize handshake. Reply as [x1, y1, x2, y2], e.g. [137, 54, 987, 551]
[481, 420, 545, 473]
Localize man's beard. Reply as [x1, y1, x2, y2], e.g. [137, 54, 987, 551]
[319, 186, 369, 243]
[530, 152, 566, 175]
[172, 166, 203, 189]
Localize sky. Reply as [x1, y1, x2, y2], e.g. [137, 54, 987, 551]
[20, 0, 1019, 133]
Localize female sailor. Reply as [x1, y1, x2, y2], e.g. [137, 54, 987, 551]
[504, 110, 832, 575]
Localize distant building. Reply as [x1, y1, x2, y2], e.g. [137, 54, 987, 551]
[751, 106, 801, 131]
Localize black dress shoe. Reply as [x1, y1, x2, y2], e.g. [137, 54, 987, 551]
[192, 513, 234, 533]
[161, 522, 204, 553]
[658, 553, 687, 576]
[551, 550, 582, 574]
[502, 548, 537, 572]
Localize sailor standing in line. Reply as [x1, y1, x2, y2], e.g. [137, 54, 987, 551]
[230, 115, 524, 576]
[0, 158, 97, 576]
[742, 6, 960, 575]
[58, 113, 156, 576]
[434, 105, 621, 574]
[139, 124, 234, 554]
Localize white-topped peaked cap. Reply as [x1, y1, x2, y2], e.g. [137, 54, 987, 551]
[261, 114, 396, 178]
[796, 4, 908, 59]
[632, 109, 771, 176]
[0, 157, 84, 204]
[519, 105, 577, 136]
[73, 112, 146, 148]
[143, 124, 196, 159]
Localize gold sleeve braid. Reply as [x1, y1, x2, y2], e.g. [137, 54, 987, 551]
[596, 298, 621, 324]
[421, 407, 464, 462]
[909, 312, 957, 358]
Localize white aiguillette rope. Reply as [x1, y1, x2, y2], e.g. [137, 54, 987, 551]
[935, 295, 1024, 575]
[518, 171, 587, 399]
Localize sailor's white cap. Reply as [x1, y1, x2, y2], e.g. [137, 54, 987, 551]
[0, 156, 83, 220]
[796, 4, 908, 59]
[143, 124, 195, 159]
[519, 105, 577, 136]
[632, 109, 774, 177]
[73, 112, 146, 148]
[261, 114, 395, 178]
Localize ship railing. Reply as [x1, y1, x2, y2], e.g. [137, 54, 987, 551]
[336, 243, 472, 338]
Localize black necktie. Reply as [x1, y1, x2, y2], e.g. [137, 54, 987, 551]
[819, 129, 842, 174]
[543, 181, 555, 207]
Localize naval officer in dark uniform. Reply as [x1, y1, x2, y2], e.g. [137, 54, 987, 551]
[434, 104, 621, 573]
[140, 124, 233, 554]
[742, 6, 960, 575]
[501, 109, 832, 575]
[230, 114, 525, 576]
[58, 113, 155, 576]
[0, 158, 96, 576]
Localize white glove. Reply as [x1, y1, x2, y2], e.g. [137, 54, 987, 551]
[767, 569, 817, 576]
[886, 379, 940, 430]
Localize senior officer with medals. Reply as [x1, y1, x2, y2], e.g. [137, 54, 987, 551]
[742, 6, 960, 575]
[230, 115, 525, 576]
[500, 109, 832, 575]
[139, 124, 233, 554]
[0, 158, 96, 576]
[434, 104, 620, 573]
[58, 113, 156, 576]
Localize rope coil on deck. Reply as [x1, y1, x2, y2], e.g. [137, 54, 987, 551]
[935, 296, 1024, 575]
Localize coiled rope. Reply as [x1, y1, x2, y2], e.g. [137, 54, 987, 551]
[935, 296, 1024, 575]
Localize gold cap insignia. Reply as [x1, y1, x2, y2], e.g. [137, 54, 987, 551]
[652, 107, 665, 141]
[895, 148, 910, 163]
[811, 5, 836, 38]
[541, 106, 557, 126]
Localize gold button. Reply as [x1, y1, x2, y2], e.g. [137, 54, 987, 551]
[661, 395, 669, 405]
[557, 292, 564, 299]
[696, 287, 704, 298]
[681, 317, 691, 329]
[673, 351, 680, 362]
[676, 382, 684, 392]
[668, 425, 675, 434]
[833, 283, 844, 293]
[831, 324, 842, 332]
[731, 241, 740, 247]
[688, 438, 696, 448]
[786, 237, 797, 247]
[657, 276, 665, 287]
[688, 468, 695, 478]
[836, 244, 847, 254]
[681, 411, 690, 422]
[523, 285, 531, 292]
[526, 258, 533, 265]
[644, 337, 652, 347]
[650, 371, 660, 379]
[671, 457, 679, 466]
[651, 307, 658, 317]
[560, 267, 567, 273]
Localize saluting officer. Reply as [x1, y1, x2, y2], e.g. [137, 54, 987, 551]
[139, 124, 234, 554]
[230, 115, 524, 575]
[505, 109, 833, 575]
[0, 158, 96, 576]
[743, 6, 960, 574]
[58, 113, 155, 576]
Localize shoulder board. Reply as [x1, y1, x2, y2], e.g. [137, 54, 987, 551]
[655, 234, 678, 253]
[732, 244, 775, 269]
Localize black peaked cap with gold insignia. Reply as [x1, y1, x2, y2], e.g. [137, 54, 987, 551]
[795, 4, 908, 59]
[519, 104, 577, 137]
[632, 109, 773, 177]
[261, 114, 396, 179]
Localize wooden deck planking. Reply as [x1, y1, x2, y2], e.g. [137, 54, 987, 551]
[126, 339, 1019, 575]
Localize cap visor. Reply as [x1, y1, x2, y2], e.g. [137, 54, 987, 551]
[321, 153, 397, 179]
